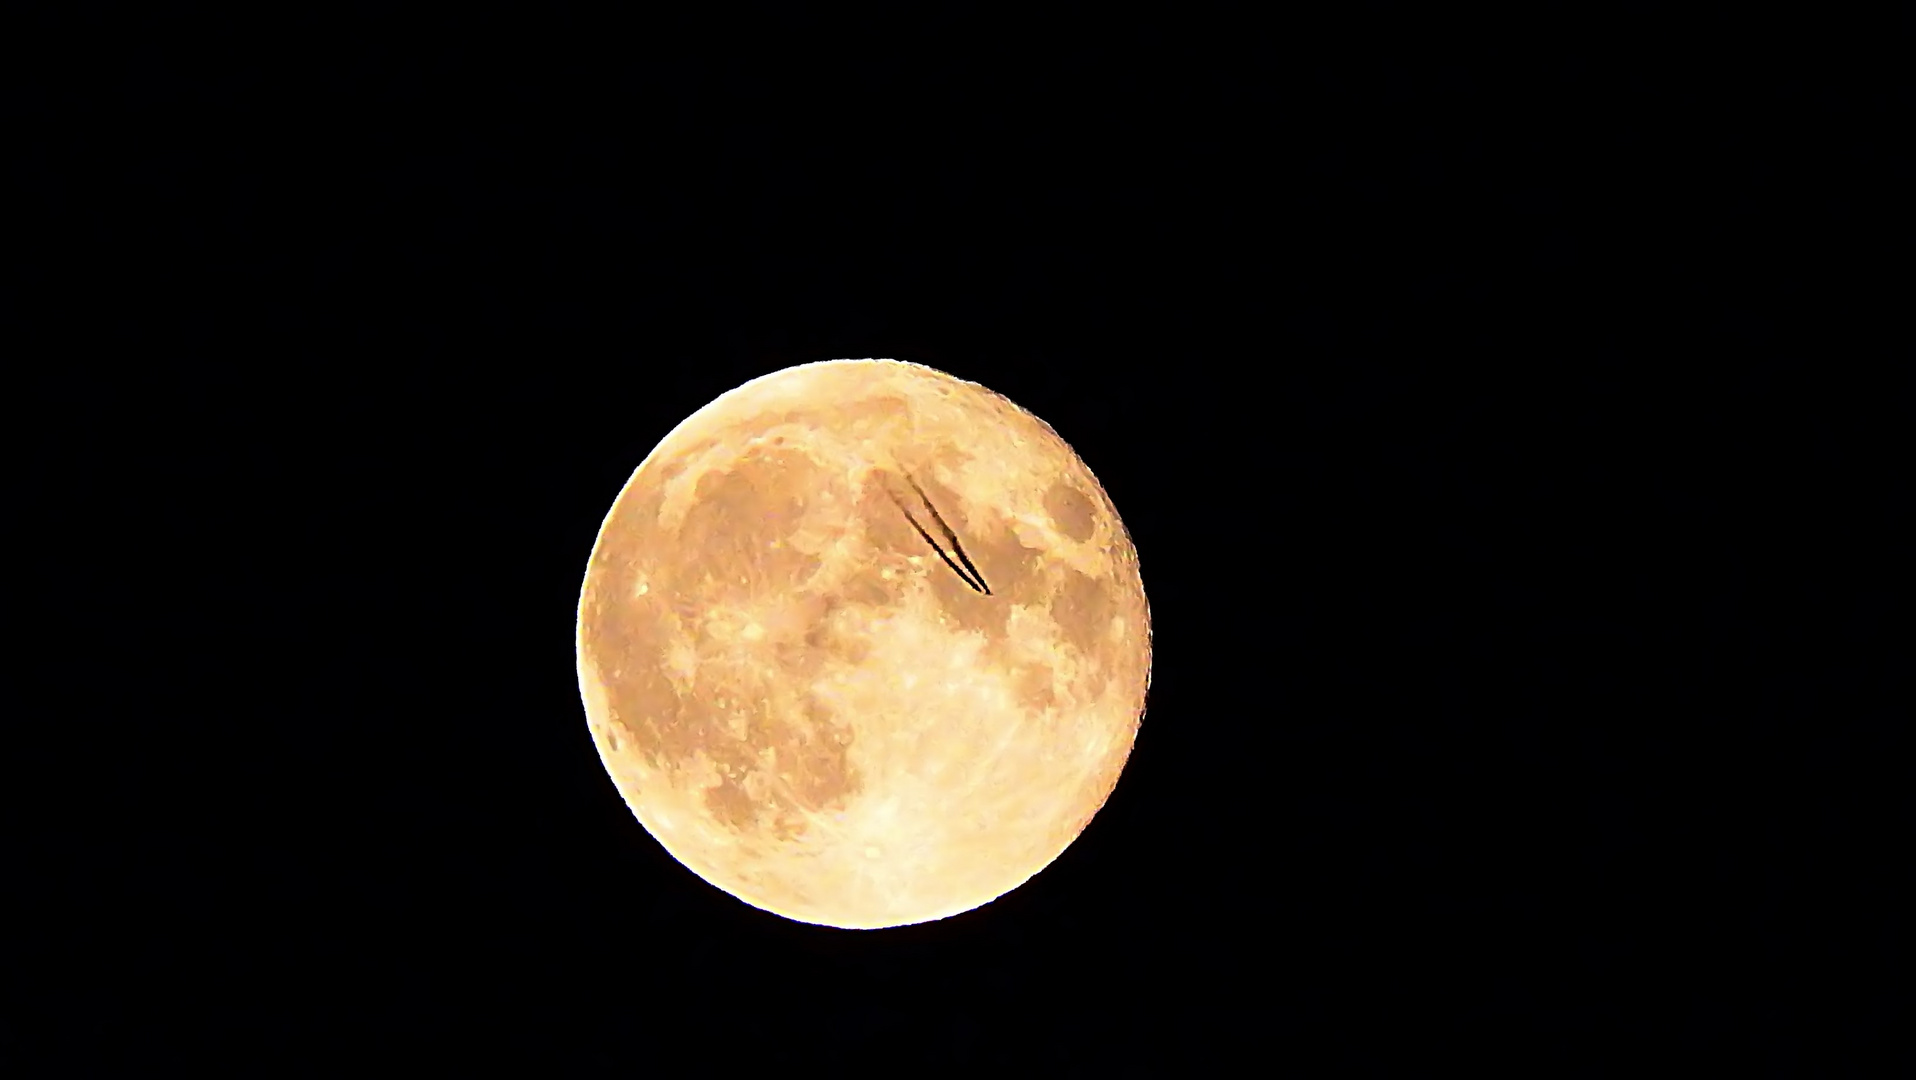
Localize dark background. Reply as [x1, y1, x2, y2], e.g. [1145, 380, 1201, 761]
[14, 9, 1902, 1073]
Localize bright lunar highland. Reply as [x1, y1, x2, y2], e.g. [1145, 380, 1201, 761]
[575, 359, 1150, 928]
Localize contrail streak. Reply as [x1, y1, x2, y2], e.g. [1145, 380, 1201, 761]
[905, 474, 990, 596]
[885, 473, 991, 595]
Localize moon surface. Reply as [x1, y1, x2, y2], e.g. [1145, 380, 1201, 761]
[575, 359, 1150, 928]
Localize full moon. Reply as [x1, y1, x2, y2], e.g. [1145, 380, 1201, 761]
[574, 359, 1150, 928]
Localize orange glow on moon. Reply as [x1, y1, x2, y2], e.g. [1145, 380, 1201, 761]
[575, 359, 1150, 928]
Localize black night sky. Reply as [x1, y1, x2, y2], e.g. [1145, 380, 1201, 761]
[16, 9, 1899, 1072]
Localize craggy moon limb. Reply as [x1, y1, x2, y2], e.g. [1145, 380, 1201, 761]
[575, 359, 1150, 929]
